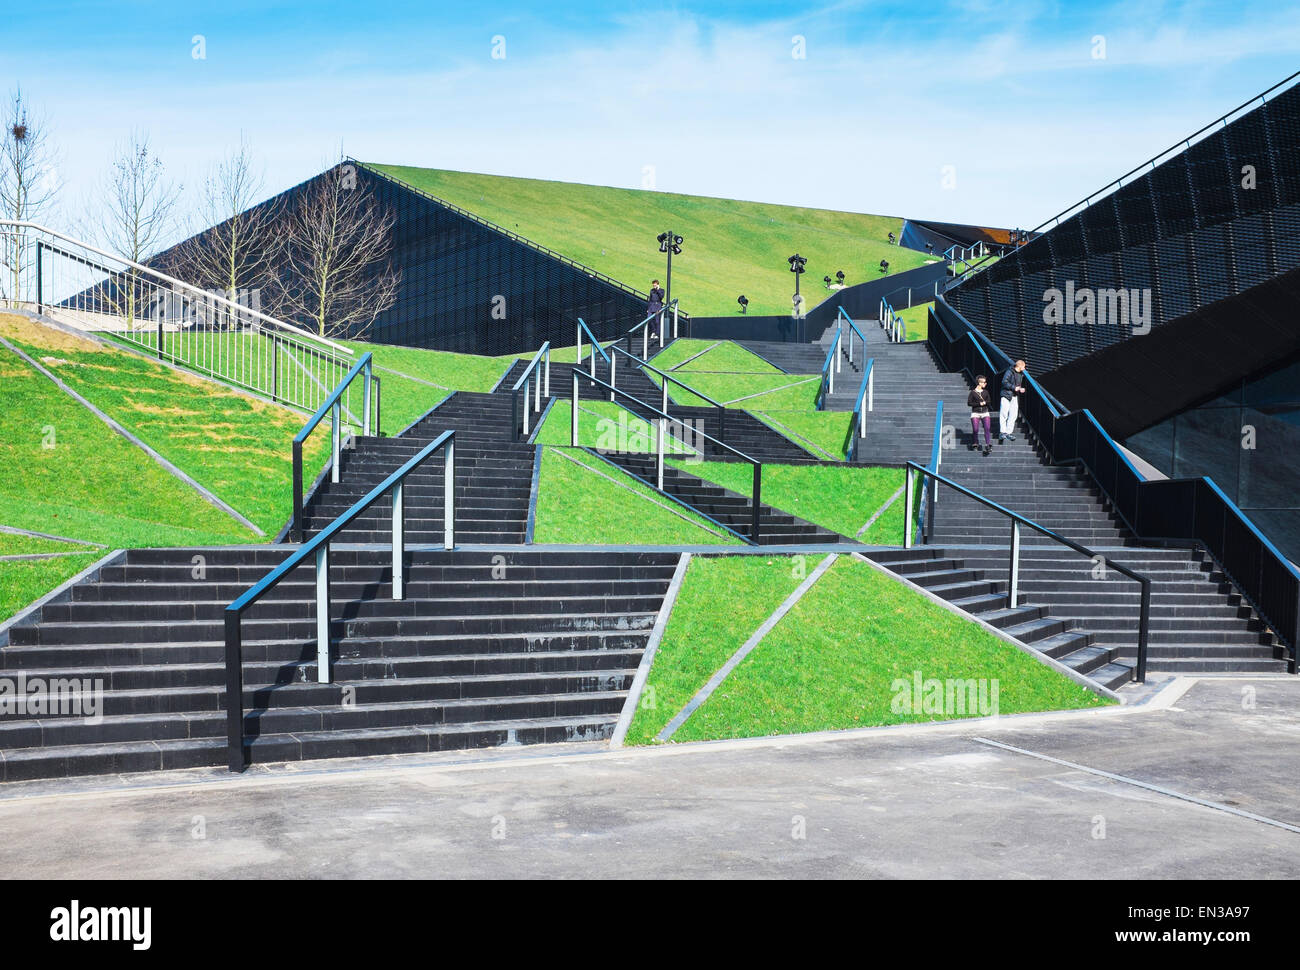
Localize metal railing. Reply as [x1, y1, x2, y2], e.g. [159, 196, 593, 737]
[575, 316, 611, 378]
[947, 70, 1300, 285]
[903, 461, 1151, 682]
[622, 298, 680, 359]
[815, 321, 843, 410]
[224, 429, 456, 771]
[572, 371, 763, 543]
[911, 401, 945, 544]
[0, 220, 368, 422]
[843, 357, 875, 461]
[510, 341, 551, 441]
[290, 352, 378, 542]
[837, 307, 868, 365]
[879, 298, 908, 342]
[609, 344, 729, 439]
[930, 293, 1300, 674]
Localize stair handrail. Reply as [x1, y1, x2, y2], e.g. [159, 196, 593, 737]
[509, 341, 551, 441]
[291, 351, 379, 541]
[913, 400, 944, 545]
[575, 315, 612, 375]
[608, 344, 731, 441]
[844, 357, 875, 461]
[946, 69, 1300, 284]
[622, 298, 680, 358]
[837, 307, 868, 365]
[879, 297, 907, 342]
[225, 429, 456, 772]
[814, 321, 843, 410]
[931, 292, 1300, 674]
[904, 460, 1151, 682]
[572, 370, 763, 543]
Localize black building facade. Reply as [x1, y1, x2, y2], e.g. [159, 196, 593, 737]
[944, 73, 1300, 563]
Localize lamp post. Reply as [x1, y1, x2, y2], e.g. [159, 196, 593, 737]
[787, 253, 807, 304]
[657, 231, 683, 307]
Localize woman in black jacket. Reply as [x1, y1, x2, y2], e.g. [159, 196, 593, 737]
[968, 375, 993, 456]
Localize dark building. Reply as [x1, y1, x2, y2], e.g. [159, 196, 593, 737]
[944, 72, 1300, 562]
[156, 161, 650, 356]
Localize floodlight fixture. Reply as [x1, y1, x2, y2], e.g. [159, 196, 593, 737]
[738, 295, 749, 314]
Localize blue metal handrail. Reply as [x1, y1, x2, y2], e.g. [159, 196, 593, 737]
[225, 429, 456, 771]
[624, 298, 680, 358]
[815, 321, 843, 411]
[510, 341, 551, 441]
[903, 460, 1151, 683]
[573, 371, 763, 543]
[610, 345, 731, 442]
[838, 306, 869, 365]
[291, 352, 376, 543]
[844, 357, 875, 461]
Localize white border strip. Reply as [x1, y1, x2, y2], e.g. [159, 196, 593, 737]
[609, 552, 692, 747]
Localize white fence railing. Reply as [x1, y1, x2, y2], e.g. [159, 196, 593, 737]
[0, 220, 374, 430]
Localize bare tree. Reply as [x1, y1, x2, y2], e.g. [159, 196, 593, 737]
[170, 137, 279, 307]
[269, 161, 400, 338]
[98, 132, 181, 325]
[0, 86, 61, 303]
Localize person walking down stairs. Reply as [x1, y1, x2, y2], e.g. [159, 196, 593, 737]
[968, 375, 994, 456]
[646, 279, 666, 341]
[999, 359, 1028, 443]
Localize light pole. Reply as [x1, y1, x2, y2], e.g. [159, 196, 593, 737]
[787, 252, 807, 304]
[657, 231, 683, 307]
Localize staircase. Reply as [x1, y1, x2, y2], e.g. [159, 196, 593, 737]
[0, 547, 679, 780]
[302, 392, 535, 544]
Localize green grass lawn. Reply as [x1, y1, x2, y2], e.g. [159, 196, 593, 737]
[533, 399, 696, 455]
[664, 556, 1110, 743]
[893, 301, 933, 343]
[651, 371, 821, 410]
[532, 447, 740, 545]
[623, 554, 808, 744]
[750, 410, 853, 460]
[365, 163, 934, 317]
[0, 531, 100, 556]
[6, 315, 329, 538]
[647, 339, 781, 375]
[0, 553, 105, 623]
[0, 323, 263, 555]
[666, 460, 907, 542]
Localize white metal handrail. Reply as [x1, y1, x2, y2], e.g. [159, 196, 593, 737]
[0, 220, 367, 424]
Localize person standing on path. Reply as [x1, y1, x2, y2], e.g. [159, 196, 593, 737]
[968, 375, 993, 456]
[646, 280, 666, 341]
[999, 359, 1027, 442]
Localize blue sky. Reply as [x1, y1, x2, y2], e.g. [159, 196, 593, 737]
[4, 1, 1298, 237]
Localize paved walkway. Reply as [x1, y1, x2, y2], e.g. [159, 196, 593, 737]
[3, 677, 1299, 878]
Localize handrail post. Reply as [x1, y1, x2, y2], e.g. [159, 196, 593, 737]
[672, 304, 679, 340]
[576, 322, 583, 367]
[657, 418, 665, 491]
[315, 544, 331, 683]
[363, 358, 373, 437]
[224, 611, 244, 772]
[836, 329, 843, 374]
[571, 371, 579, 446]
[1137, 579, 1151, 683]
[523, 378, 532, 437]
[544, 346, 550, 397]
[904, 466, 915, 548]
[1008, 520, 1021, 608]
[392, 480, 405, 600]
[609, 352, 617, 399]
[292, 440, 304, 543]
[751, 464, 762, 544]
[534, 364, 541, 411]
[331, 401, 340, 484]
[443, 436, 455, 550]
[643, 325, 649, 360]
[868, 365, 874, 412]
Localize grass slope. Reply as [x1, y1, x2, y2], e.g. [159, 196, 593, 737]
[4, 315, 328, 537]
[366, 163, 935, 317]
[532, 448, 739, 545]
[623, 554, 807, 744]
[0, 553, 104, 624]
[669, 557, 1110, 742]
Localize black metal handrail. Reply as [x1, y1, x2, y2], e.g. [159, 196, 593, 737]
[225, 429, 456, 771]
[949, 69, 1300, 283]
[931, 294, 1300, 673]
[572, 371, 763, 543]
[510, 341, 551, 441]
[291, 352, 379, 542]
[904, 460, 1151, 683]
